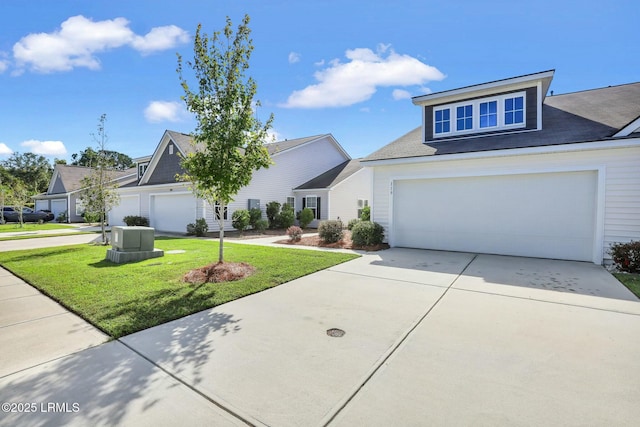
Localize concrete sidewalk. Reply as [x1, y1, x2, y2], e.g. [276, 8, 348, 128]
[1, 239, 639, 426]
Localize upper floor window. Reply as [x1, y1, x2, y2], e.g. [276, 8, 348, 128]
[505, 96, 524, 125]
[432, 91, 526, 138]
[456, 105, 473, 131]
[479, 101, 497, 128]
[138, 162, 149, 179]
[434, 108, 450, 134]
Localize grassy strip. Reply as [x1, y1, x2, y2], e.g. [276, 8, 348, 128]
[613, 272, 640, 299]
[0, 237, 358, 338]
[0, 232, 96, 241]
[0, 223, 76, 233]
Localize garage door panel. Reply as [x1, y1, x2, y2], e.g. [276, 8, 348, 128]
[393, 171, 597, 261]
[151, 193, 196, 233]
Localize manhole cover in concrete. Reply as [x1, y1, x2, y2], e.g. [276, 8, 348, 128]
[326, 328, 345, 337]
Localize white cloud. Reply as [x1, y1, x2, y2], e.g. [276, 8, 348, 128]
[281, 45, 445, 108]
[392, 89, 412, 100]
[21, 140, 67, 156]
[288, 52, 301, 64]
[12, 15, 189, 73]
[265, 129, 282, 143]
[0, 143, 13, 155]
[314, 59, 325, 67]
[144, 100, 188, 123]
[0, 52, 8, 73]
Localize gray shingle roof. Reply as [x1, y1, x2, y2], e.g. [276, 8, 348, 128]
[364, 82, 640, 162]
[165, 131, 329, 157]
[48, 165, 135, 194]
[295, 159, 364, 190]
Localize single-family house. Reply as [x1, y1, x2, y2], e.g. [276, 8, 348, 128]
[362, 70, 640, 264]
[109, 130, 371, 232]
[34, 164, 136, 223]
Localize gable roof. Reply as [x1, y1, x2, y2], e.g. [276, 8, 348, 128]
[364, 81, 640, 162]
[294, 159, 364, 190]
[46, 164, 135, 195]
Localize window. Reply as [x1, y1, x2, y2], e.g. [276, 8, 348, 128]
[479, 101, 497, 128]
[505, 96, 524, 125]
[214, 201, 228, 220]
[138, 162, 149, 179]
[434, 108, 450, 134]
[357, 199, 369, 218]
[456, 105, 473, 131]
[432, 91, 526, 138]
[168, 144, 174, 155]
[303, 196, 321, 220]
[285, 197, 295, 210]
[75, 200, 85, 216]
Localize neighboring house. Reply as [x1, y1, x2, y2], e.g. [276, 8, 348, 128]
[34, 164, 136, 223]
[109, 130, 370, 232]
[362, 70, 640, 264]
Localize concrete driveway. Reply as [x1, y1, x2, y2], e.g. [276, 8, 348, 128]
[1, 246, 639, 426]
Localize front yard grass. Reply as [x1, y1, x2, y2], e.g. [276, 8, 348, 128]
[613, 272, 640, 299]
[0, 223, 75, 233]
[0, 237, 359, 338]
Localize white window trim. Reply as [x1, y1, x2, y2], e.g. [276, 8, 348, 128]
[432, 91, 526, 138]
[305, 195, 319, 220]
[286, 196, 295, 211]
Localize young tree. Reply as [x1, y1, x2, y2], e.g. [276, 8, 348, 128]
[5, 180, 31, 227]
[177, 15, 274, 263]
[79, 114, 120, 243]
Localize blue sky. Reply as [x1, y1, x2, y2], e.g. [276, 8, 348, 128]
[0, 0, 637, 161]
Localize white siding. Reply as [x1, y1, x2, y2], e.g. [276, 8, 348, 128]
[328, 168, 372, 223]
[371, 143, 640, 263]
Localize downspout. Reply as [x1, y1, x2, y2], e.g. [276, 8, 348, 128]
[67, 193, 71, 223]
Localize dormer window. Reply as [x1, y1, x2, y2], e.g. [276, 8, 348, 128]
[138, 162, 149, 179]
[432, 91, 527, 139]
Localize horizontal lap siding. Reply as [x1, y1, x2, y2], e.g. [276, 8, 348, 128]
[371, 143, 640, 261]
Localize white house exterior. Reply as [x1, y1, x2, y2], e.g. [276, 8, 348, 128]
[110, 131, 369, 233]
[362, 70, 640, 264]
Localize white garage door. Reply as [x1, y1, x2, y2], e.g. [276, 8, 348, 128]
[108, 195, 140, 226]
[392, 171, 597, 261]
[151, 193, 197, 233]
[51, 199, 67, 220]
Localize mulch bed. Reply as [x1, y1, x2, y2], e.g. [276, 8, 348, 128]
[183, 262, 256, 284]
[276, 230, 389, 252]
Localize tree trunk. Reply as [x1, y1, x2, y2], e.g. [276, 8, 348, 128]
[218, 200, 225, 263]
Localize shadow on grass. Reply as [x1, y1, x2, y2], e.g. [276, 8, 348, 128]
[0, 284, 242, 426]
[0, 246, 86, 263]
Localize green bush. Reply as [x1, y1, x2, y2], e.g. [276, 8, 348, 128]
[186, 218, 208, 237]
[279, 204, 295, 228]
[232, 209, 251, 232]
[123, 215, 149, 226]
[347, 218, 360, 230]
[266, 201, 281, 229]
[609, 241, 640, 273]
[318, 220, 343, 243]
[299, 208, 314, 228]
[287, 225, 303, 241]
[56, 211, 68, 223]
[83, 211, 101, 223]
[351, 221, 385, 247]
[253, 219, 268, 232]
[249, 207, 262, 228]
[360, 205, 371, 221]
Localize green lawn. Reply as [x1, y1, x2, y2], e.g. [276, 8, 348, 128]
[0, 238, 358, 338]
[0, 223, 76, 233]
[0, 232, 96, 241]
[614, 272, 640, 299]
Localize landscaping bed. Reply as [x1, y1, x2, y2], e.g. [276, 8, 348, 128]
[276, 230, 389, 251]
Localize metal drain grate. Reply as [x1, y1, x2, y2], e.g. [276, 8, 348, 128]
[326, 328, 345, 337]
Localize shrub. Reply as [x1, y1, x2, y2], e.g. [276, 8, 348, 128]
[266, 201, 281, 229]
[83, 211, 101, 223]
[123, 215, 149, 226]
[249, 207, 262, 228]
[286, 225, 303, 241]
[186, 218, 208, 237]
[253, 219, 268, 232]
[232, 209, 251, 232]
[318, 220, 343, 243]
[360, 205, 371, 221]
[299, 207, 314, 228]
[609, 241, 640, 273]
[56, 211, 68, 223]
[351, 221, 385, 247]
[347, 218, 360, 230]
[279, 204, 295, 228]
